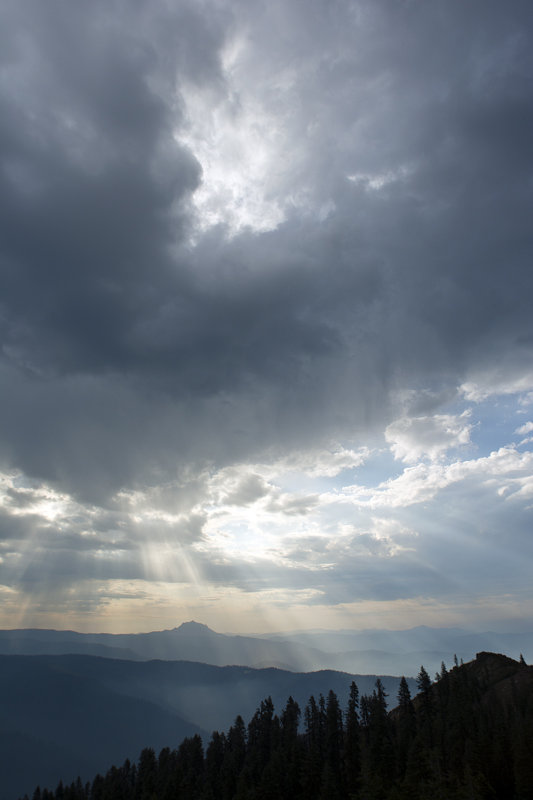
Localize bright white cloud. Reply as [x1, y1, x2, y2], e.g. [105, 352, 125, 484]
[515, 420, 533, 446]
[385, 411, 472, 463]
[461, 371, 533, 403]
[178, 84, 286, 235]
[331, 518, 418, 559]
[176, 26, 296, 235]
[338, 446, 533, 509]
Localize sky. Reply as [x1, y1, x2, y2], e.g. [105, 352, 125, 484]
[0, 0, 532, 635]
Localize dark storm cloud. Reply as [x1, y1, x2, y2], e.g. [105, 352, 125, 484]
[0, 0, 532, 506]
[0, 507, 40, 541]
[0, 0, 203, 374]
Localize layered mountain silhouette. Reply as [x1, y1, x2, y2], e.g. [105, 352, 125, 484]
[2, 621, 531, 798]
[11, 651, 533, 800]
[0, 652, 413, 800]
[0, 621, 319, 670]
[1, 621, 531, 675]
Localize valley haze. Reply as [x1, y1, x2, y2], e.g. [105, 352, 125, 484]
[0, 642, 414, 800]
[5, 651, 530, 800]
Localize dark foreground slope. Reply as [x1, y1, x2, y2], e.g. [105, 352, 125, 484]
[0, 654, 410, 800]
[16, 652, 533, 800]
[394, 652, 533, 800]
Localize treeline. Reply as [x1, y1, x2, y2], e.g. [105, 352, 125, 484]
[21, 654, 533, 800]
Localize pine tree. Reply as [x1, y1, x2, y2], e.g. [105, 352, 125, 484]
[320, 689, 344, 800]
[246, 695, 278, 782]
[396, 675, 416, 754]
[222, 715, 246, 800]
[416, 664, 435, 745]
[302, 695, 324, 799]
[279, 696, 302, 797]
[205, 731, 226, 800]
[175, 735, 204, 799]
[135, 748, 157, 800]
[416, 665, 431, 694]
[344, 681, 361, 798]
[363, 679, 394, 798]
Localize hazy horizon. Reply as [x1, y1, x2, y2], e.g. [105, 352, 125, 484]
[2, 618, 533, 639]
[1, 1, 532, 637]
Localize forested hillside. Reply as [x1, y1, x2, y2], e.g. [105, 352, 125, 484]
[1, 654, 409, 800]
[20, 652, 533, 800]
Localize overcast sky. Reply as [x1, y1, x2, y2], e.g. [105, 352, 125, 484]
[1, 0, 532, 634]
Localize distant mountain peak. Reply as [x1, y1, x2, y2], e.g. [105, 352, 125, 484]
[174, 621, 214, 635]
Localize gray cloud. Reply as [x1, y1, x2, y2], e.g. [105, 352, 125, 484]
[1, 0, 531, 502]
[222, 474, 272, 506]
[0, 0, 532, 626]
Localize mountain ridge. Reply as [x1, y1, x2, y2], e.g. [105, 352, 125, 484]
[13, 651, 533, 800]
[1, 621, 531, 676]
[0, 652, 415, 800]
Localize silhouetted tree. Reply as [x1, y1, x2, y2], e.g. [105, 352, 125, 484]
[19, 654, 533, 800]
[320, 689, 344, 800]
[344, 681, 361, 798]
[135, 748, 157, 800]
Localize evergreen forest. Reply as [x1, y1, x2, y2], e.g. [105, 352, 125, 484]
[20, 652, 533, 800]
